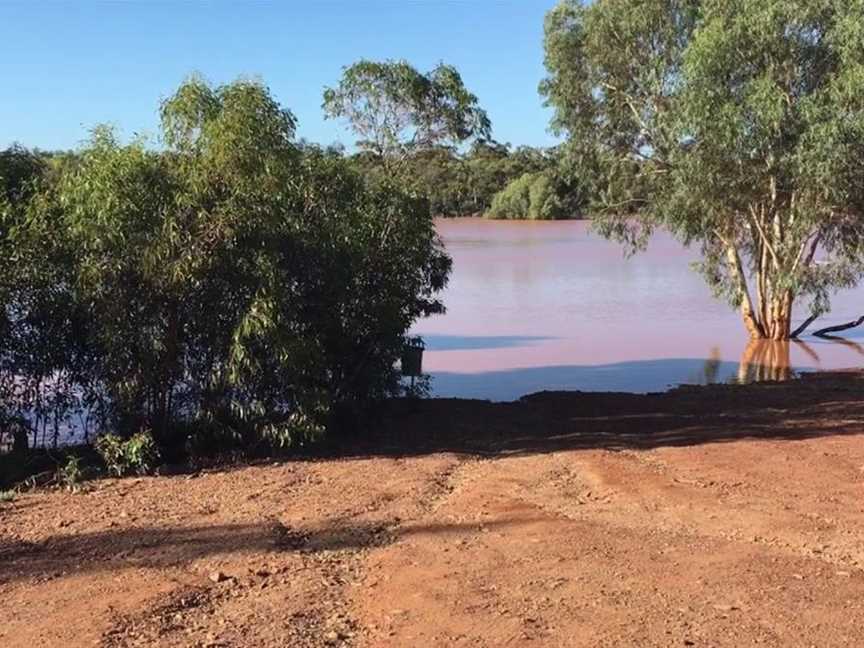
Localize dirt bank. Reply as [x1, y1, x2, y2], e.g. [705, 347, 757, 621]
[3, 372, 864, 647]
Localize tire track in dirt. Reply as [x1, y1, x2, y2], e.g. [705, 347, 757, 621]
[351, 440, 864, 647]
[2, 454, 476, 648]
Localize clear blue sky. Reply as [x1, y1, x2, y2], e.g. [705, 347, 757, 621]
[1, 0, 561, 152]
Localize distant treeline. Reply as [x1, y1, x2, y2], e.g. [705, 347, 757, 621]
[16, 141, 586, 222]
[349, 141, 585, 220]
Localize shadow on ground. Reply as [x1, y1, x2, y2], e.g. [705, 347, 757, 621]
[371, 370, 864, 458]
[0, 515, 538, 585]
[4, 372, 864, 587]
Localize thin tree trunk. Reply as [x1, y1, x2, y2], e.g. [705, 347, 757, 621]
[725, 243, 765, 339]
[768, 292, 793, 341]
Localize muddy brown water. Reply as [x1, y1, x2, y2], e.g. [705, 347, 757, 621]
[411, 217, 864, 400]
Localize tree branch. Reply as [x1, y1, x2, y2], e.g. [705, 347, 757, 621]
[790, 313, 819, 339]
[748, 205, 781, 270]
[813, 316, 864, 338]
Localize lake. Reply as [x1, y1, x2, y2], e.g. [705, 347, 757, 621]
[411, 218, 864, 401]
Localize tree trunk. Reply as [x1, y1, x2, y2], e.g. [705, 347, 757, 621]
[725, 244, 765, 339]
[766, 292, 793, 340]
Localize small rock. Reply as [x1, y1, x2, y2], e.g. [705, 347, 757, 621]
[209, 570, 230, 583]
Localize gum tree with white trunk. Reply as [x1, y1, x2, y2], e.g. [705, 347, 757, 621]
[542, 0, 864, 340]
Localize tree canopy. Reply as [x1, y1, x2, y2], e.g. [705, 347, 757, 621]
[542, 0, 864, 339]
[323, 59, 492, 164]
[324, 59, 585, 220]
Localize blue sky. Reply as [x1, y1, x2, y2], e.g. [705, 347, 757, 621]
[1, 0, 561, 152]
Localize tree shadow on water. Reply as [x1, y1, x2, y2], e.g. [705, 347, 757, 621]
[421, 334, 555, 351]
[369, 342, 864, 459]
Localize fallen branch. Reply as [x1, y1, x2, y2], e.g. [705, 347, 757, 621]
[790, 313, 819, 339]
[813, 315, 864, 338]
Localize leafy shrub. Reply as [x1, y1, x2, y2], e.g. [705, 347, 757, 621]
[488, 172, 534, 219]
[487, 170, 571, 220]
[57, 455, 83, 490]
[95, 431, 160, 477]
[259, 409, 327, 449]
[3, 78, 452, 454]
[527, 172, 564, 220]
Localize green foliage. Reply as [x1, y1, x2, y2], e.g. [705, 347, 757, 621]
[94, 434, 125, 476]
[350, 140, 582, 218]
[0, 489, 15, 503]
[0, 145, 47, 203]
[0, 146, 80, 436]
[57, 454, 83, 490]
[2, 75, 451, 455]
[542, 0, 864, 339]
[488, 169, 577, 220]
[489, 173, 534, 219]
[324, 59, 584, 219]
[95, 431, 159, 477]
[323, 59, 491, 164]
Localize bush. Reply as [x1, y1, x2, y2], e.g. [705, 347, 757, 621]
[486, 171, 571, 220]
[3, 78, 452, 454]
[95, 431, 160, 477]
[57, 455, 83, 490]
[527, 173, 563, 220]
[488, 172, 534, 219]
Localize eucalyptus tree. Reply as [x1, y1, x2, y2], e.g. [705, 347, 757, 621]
[542, 0, 864, 339]
[323, 59, 491, 172]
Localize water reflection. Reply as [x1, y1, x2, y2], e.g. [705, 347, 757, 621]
[694, 347, 723, 384]
[737, 340, 795, 383]
[426, 339, 842, 401]
[416, 218, 864, 401]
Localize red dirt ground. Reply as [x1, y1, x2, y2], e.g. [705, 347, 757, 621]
[2, 372, 864, 647]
